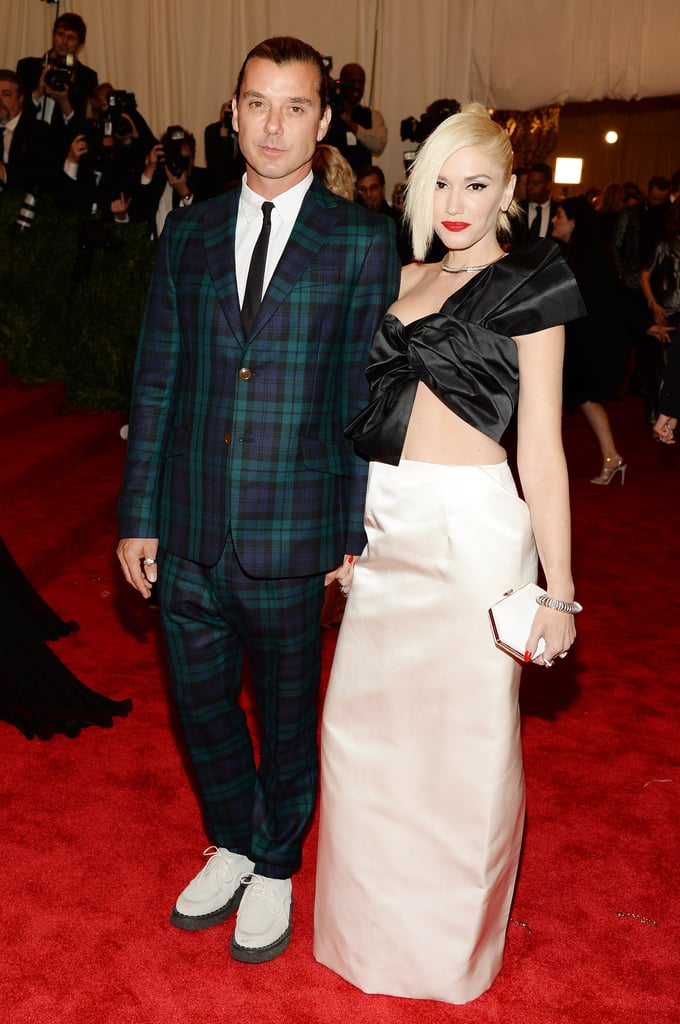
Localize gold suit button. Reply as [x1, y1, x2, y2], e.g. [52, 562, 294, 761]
[238, 367, 252, 380]
[224, 432, 232, 445]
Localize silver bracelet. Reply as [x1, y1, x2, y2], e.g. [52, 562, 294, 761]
[536, 594, 583, 614]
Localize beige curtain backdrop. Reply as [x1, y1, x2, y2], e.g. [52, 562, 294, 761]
[3, 0, 680, 194]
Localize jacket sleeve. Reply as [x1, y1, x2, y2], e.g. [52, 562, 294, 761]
[341, 215, 400, 552]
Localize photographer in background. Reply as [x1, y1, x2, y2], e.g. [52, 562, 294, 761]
[55, 85, 155, 279]
[56, 85, 153, 220]
[16, 12, 98, 139]
[130, 126, 214, 238]
[324, 63, 387, 172]
[204, 101, 245, 194]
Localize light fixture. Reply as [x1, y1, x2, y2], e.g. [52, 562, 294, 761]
[554, 157, 583, 197]
[605, 130, 618, 144]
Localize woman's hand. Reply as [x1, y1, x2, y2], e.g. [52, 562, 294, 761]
[525, 606, 576, 668]
[324, 554, 355, 597]
[653, 414, 677, 444]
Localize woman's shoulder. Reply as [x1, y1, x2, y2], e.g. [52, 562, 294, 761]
[398, 260, 434, 298]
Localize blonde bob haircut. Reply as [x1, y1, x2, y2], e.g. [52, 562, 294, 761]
[404, 102, 521, 261]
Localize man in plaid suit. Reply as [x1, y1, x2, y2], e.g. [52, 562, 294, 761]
[117, 37, 400, 963]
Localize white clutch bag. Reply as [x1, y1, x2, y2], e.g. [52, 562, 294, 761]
[489, 583, 546, 660]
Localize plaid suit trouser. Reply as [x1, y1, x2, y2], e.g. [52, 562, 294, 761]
[157, 535, 326, 878]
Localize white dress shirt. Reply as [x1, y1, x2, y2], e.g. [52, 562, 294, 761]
[235, 172, 313, 306]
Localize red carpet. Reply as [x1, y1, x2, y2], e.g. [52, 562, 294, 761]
[1, 379, 678, 1023]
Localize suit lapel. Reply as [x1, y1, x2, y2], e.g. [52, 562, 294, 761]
[202, 179, 341, 343]
[250, 180, 341, 336]
[202, 191, 245, 344]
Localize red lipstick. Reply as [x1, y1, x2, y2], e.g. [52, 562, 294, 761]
[442, 221, 470, 231]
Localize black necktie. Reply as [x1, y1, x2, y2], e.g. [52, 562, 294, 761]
[0, 126, 6, 164]
[528, 203, 542, 238]
[242, 201, 274, 332]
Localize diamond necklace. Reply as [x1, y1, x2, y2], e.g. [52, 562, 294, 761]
[441, 253, 508, 274]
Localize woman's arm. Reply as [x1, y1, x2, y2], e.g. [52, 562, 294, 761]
[515, 324, 577, 664]
[640, 267, 668, 325]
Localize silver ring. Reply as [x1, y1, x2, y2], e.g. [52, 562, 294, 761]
[143, 557, 157, 565]
[559, 651, 568, 659]
[544, 658, 554, 668]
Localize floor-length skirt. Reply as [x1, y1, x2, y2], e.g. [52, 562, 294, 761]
[314, 459, 537, 1004]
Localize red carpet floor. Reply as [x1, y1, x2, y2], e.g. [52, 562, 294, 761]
[1, 380, 678, 1023]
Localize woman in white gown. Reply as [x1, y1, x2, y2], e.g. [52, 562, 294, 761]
[314, 105, 585, 1004]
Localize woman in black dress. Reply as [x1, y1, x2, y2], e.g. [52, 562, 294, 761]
[551, 194, 630, 484]
[0, 538, 132, 739]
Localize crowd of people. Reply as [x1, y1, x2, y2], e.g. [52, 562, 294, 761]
[3, 13, 680, 1009]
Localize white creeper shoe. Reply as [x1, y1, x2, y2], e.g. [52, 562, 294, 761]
[230, 875, 292, 963]
[170, 846, 255, 931]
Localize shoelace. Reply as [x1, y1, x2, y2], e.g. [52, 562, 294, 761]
[240, 874, 283, 914]
[197, 845, 238, 881]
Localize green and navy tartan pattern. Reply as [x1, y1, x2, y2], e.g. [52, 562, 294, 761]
[119, 178, 401, 576]
[158, 542, 325, 877]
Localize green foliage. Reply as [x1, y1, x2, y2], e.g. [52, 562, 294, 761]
[0, 190, 156, 410]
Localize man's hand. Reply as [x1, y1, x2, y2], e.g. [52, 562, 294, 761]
[111, 192, 132, 221]
[117, 538, 159, 597]
[143, 142, 164, 180]
[67, 133, 88, 164]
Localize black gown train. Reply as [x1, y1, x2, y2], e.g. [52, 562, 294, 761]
[0, 538, 132, 740]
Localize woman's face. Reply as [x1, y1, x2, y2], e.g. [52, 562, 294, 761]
[551, 206, 575, 243]
[432, 145, 514, 257]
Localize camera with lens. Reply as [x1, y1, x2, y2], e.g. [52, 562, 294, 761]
[106, 90, 137, 137]
[322, 56, 344, 116]
[43, 52, 75, 92]
[162, 126, 190, 178]
[400, 98, 461, 144]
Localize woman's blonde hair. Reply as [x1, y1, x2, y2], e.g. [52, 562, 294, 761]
[404, 102, 520, 261]
[312, 144, 356, 201]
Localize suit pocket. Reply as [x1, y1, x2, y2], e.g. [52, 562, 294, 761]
[301, 436, 352, 477]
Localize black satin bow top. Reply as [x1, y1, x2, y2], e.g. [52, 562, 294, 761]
[346, 240, 586, 464]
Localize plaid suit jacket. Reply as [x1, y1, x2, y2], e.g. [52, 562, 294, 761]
[118, 177, 400, 577]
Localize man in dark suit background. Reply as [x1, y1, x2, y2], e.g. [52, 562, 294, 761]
[16, 12, 98, 137]
[515, 162, 559, 244]
[117, 36, 399, 964]
[130, 126, 215, 237]
[0, 69, 59, 195]
[324, 62, 388, 172]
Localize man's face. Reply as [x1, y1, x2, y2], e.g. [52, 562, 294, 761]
[356, 172, 384, 211]
[232, 57, 331, 199]
[52, 26, 82, 59]
[525, 171, 551, 205]
[0, 80, 22, 125]
[648, 186, 670, 207]
[339, 65, 365, 106]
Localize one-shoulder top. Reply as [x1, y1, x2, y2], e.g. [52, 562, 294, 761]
[346, 239, 586, 465]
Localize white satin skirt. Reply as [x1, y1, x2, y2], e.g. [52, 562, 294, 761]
[314, 459, 537, 1004]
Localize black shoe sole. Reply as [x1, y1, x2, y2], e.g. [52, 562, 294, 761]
[229, 908, 293, 964]
[170, 884, 245, 931]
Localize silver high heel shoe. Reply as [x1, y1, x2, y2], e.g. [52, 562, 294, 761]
[590, 456, 627, 485]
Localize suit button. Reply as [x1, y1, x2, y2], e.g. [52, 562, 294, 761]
[224, 432, 232, 445]
[238, 367, 252, 380]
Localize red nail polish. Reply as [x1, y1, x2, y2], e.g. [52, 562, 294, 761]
[524, 650, 533, 662]
[347, 554, 354, 563]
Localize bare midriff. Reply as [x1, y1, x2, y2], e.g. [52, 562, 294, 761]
[401, 381, 506, 466]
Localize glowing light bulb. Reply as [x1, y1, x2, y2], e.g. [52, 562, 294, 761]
[605, 130, 618, 144]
